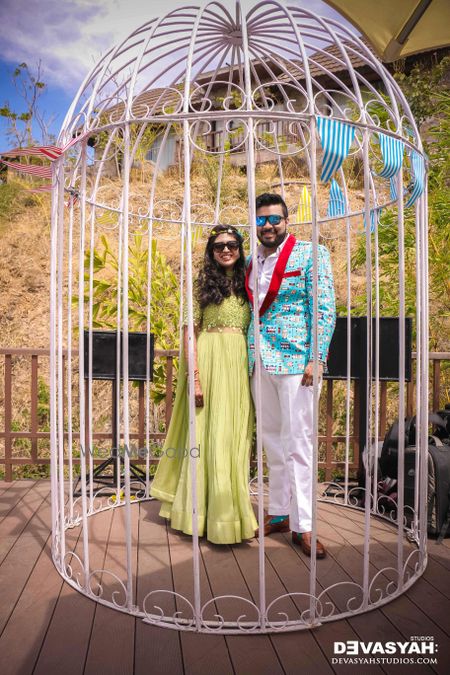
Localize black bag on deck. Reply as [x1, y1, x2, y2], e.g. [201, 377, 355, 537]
[380, 413, 450, 540]
[435, 404, 450, 441]
[380, 413, 447, 479]
[426, 443, 450, 539]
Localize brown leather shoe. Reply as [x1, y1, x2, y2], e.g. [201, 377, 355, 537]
[292, 531, 326, 558]
[256, 514, 290, 537]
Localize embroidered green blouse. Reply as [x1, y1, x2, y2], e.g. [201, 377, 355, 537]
[183, 294, 250, 332]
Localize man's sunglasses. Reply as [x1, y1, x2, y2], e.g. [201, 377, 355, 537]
[212, 241, 240, 252]
[256, 214, 285, 227]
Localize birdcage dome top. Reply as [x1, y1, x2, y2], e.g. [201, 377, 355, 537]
[60, 1, 421, 150]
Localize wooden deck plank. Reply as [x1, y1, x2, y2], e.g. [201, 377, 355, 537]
[294, 506, 408, 674]
[0, 481, 15, 497]
[0, 482, 80, 675]
[424, 540, 450, 570]
[421, 558, 450, 600]
[0, 482, 449, 674]
[264, 514, 386, 674]
[0, 480, 36, 521]
[83, 503, 139, 675]
[312, 620, 385, 675]
[282, 516, 383, 616]
[0, 484, 54, 633]
[33, 507, 114, 675]
[440, 537, 450, 550]
[347, 610, 437, 675]
[233, 534, 303, 621]
[0, 539, 65, 675]
[233, 535, 335, 674]
[134, 499, 183, 675]
[0, 480, 50, 565]
[200, 539, 285, 675]
[319, 502, 450, 674]
[380, 594, 450, 675]
[331, 499, 450, 572]
[310, 511, 438, 675]
[339, 508, 450, 634]
[326, 500, 450, 620]
[165, 524, 234, 675]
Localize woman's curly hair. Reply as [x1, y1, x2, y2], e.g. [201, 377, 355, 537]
[196, 225, 247, 309]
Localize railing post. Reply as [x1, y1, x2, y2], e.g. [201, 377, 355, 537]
[30, 355, 39, 464]
[138, 381, 145, 449]
[4, 354, 12, 482]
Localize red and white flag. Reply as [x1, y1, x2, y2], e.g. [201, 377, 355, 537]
[0, 133, 88, 190]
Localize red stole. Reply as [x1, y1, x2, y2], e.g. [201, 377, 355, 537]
[245, 234, 296, 317]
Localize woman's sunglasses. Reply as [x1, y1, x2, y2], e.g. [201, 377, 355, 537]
[256, 214, 284, 227]
[212, 241, 240, 252]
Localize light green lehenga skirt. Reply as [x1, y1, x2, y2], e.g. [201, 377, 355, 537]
[150, 331, 257, 544]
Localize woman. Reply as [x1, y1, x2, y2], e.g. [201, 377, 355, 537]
[150, 225, 257, 544]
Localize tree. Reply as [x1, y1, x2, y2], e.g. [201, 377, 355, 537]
[0, 61, 55, 148]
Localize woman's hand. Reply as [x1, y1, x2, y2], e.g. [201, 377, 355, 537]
[194, 377, 204, 407]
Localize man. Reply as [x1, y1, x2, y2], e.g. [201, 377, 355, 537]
[246, 193, 336, 558]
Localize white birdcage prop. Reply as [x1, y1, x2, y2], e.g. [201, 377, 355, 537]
[50, 0, 429, 633]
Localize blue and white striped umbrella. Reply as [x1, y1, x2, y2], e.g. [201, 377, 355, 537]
[317, 116, 356, 183]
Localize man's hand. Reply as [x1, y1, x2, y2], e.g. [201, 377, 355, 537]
[301, 362, 323, 387]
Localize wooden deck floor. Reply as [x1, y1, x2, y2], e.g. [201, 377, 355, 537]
[0, 479, 449, 675]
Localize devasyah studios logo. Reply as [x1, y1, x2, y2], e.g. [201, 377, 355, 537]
[332, 638, 438, 666]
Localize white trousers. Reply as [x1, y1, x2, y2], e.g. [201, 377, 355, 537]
[251, 362, 321, 533]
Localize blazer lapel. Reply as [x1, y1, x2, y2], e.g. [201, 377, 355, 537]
[245, 234, 297, 317]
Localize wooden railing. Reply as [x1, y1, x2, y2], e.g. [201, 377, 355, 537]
[0, 347, 177, 482]
[0, 348, 448, 481]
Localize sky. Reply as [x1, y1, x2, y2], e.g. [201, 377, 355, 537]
[0, 0, 353, 149]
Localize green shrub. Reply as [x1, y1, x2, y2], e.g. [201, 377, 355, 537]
[79, 234, 180, 403]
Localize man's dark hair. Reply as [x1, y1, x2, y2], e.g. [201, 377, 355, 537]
[255, 193, 288, 218]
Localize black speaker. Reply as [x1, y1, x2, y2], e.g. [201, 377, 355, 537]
[325, 317, 412, 382]
[83, 330, 154, 381]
